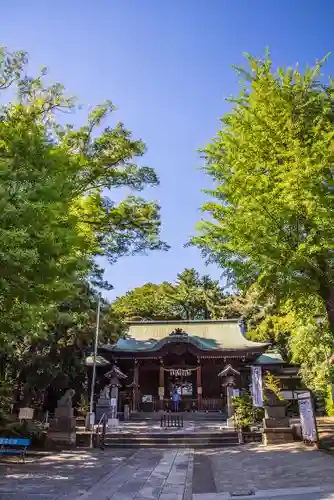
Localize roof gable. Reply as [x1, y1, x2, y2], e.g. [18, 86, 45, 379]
[103, 319, 269, 353]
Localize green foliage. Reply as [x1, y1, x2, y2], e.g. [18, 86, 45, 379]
[0, 45, 166, 341]
[247, 294, 334, 393]
[289, 315, 332, 393]
[0, 45, 166, 409]
[232, 392, 263, 428]
[111, 268, 227, 322]
[77, 394, 89, 415]
[191, 51, 334, 334]
[112, 282, 176, 321]
[1, 285, 123, 407]
[263, 372, 284, 401]
[325, 385, 334, 416]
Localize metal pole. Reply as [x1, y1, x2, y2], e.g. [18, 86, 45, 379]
[89, 294, 101, 448]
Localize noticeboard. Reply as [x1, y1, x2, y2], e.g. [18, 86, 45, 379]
[18, 407, 34, 420]
[297, 392, 318, 443]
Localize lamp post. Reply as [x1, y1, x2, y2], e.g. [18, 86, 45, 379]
[88, 294, 101, 447]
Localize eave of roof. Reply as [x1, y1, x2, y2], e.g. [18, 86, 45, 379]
[99, 334, 269, 354]
[85, 355, 110, 367]
[254, 352, 285, 365]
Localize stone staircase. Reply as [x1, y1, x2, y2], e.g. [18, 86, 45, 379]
[317, 417, 334, 452]
[102, 429, 240, 448]
[129, 411, 227, 422]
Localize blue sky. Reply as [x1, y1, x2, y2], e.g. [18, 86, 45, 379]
[3, 1, 334, 299]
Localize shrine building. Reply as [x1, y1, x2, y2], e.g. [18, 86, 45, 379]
[89, 319, 299, 413]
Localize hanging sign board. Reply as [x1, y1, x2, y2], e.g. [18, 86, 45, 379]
[110, 398, 117, 407]
[297, 392, 317, 443]
[19, 407, 34, 420]
[251, 366, 263, 408]
[165, 368, 197, 377]
[142, 395, 153, 403]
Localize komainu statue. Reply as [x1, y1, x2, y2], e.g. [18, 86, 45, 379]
[57, 389, 75, 408]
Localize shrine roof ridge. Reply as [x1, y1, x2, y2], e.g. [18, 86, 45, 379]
[125, 318, 242, 325]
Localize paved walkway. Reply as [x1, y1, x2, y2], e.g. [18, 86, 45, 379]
[1, 444, 334, 499]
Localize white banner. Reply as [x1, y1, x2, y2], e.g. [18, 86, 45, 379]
[110, 398, 117, 407]
[251, 366, 263, 408]
[297, 393, 317, 442]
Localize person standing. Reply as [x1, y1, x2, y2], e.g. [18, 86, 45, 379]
[172, 389, 180, 412]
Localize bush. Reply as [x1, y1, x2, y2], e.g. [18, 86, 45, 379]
[232, 392, 263, 429]
[0, 419, 46, 447]
[325, 385, 334, 416]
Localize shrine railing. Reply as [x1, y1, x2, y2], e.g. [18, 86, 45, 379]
[138, 396, 223, 412]
[199, 398, 223, 411]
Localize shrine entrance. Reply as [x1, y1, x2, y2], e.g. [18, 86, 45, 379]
[162, 351, 198, 411]
[167, 368, 196, 397]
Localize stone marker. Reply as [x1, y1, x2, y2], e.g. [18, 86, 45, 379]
[46, 388, 76, 448]
[262, 399, 294, 445]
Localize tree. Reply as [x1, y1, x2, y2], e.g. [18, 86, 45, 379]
[169, 269, 225, 319]
[0, 46, 166, 345]
[191, 51, 334, 337]
[111, 268, 227, 322]
[111, 282, 176, 321]
[0, 46, 166, 408]
[6, 285, 123, 407]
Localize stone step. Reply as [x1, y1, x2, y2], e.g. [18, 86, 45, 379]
[104, 432, 238, 439]
[103, 442, 238, 448]
[102, 431, 240, 448]
[103, 443, 239, 448]
[129, 412, 226, 422]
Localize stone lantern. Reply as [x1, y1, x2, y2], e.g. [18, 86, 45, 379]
[218, 365, 240, 427]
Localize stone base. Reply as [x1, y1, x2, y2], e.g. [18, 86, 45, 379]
[107, 418, 119, 429]
[49, 416, 76, 431]
[55, 407, 74, 419]
[226, 416, 235, 428]
[264, 404, 286, 419]
[263, 417, 290, 428]
[96, 398, 113, 423]
[46, 431, 76, 449]
[262, 427, 294, 445]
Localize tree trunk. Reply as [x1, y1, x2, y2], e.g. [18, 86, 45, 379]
[317, 256, 334, 337]
[318, 280, 334, 338]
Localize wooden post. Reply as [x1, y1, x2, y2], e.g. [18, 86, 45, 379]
[133, 360, 139, 412]
[159, 364, 165, 410]
[197, 364, 202, 410]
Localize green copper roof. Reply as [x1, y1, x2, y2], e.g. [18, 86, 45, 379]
[101, 319, 269, 353]
[254, 352, 284, 365]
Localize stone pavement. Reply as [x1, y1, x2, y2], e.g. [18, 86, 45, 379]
[1, 443, 334, 500]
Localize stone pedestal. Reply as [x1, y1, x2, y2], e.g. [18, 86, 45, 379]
[227, 416, 236, 428]
[262, 427, 294, 445]
[226, 386, 234, 418]
[46, 394, 76, 449]
[96, 397, 112, 423]
[124, 404, 130, 421]
[262, 404, 293, 445]
[107, 418, 119, 429]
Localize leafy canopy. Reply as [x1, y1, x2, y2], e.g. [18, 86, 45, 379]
[111, 268, 228, 322]
[191, 51, 334, 331]
[0, 46, 166, 344]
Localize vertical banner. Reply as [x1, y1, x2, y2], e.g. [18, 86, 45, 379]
[297, 392, 317, 443]
[251, 366, 263, 408]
